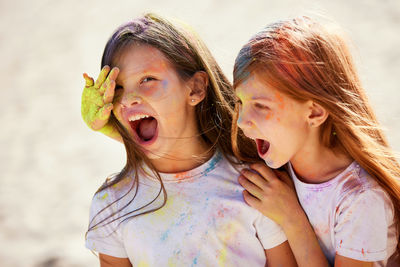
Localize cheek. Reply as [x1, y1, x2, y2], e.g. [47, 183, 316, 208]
[139, 84, 165, 99]
[257, 118, 277, 136]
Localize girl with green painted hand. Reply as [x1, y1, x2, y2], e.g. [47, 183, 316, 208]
[81, 13, 297, 267]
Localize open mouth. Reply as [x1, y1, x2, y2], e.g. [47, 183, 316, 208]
[256, 138, 270, 157]
[128, 115, 158, 145]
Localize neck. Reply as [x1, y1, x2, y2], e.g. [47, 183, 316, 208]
[290, 132, 352, 184]
[146, 109, 214, 174]
[150, 136, 213, 174]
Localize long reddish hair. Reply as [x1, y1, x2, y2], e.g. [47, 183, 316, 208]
[232, 16, 400, 255]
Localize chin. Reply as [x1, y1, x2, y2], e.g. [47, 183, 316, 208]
[263, 158, 285, 169]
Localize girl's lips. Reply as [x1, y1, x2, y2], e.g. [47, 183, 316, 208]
[122, 109, 159, 146]
[256, 138, 270, 157]
[128, 116, 159, 146]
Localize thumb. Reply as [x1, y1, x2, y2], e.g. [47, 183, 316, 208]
[83, 73, 94, 87]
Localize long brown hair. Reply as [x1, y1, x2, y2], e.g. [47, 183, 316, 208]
[232, 16, 400, 255]
[87, 13, 257, 235]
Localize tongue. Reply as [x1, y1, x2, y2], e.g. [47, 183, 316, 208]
[258, 140, 269, 155]
[138, 118, 157, 141]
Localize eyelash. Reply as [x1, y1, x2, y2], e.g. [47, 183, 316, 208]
[141, 76, 157, 84]
[254, 102, 269, 110]
[115, 76, 157, 90]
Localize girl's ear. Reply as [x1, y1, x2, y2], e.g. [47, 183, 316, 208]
[307, 101, 329, 127]
[188, 71, 208, 105]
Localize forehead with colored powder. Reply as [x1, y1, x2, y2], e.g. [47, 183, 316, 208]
[114, 44, 172, 81]
[236, 74, 277, 102]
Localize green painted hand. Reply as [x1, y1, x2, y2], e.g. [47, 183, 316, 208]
[81, 66, 122, 141]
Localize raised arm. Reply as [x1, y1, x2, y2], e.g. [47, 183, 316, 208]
[81, 65, 122, 142]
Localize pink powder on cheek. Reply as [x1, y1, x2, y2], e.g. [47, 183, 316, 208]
[162, 80, 168, 89]
[140, 83, 164, 99]
[265, 113, 273, 120]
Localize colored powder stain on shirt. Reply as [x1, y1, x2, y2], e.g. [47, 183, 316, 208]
[174, 171, 190, 180]
[218, 247, 228, 267]
[137, 260, 150, 267]
[176, 212, 190, 226]
[201, 152, 222, 175]
[191, 257, 198, 266]
[111, 177, 131, 189]
[168, 250, 182, 267]
[153, 196, 175, 218]
[101, 192, 108, 200]
[362, 248, 365, 257]
[168, 258, 177, 267]
[217, 207, 230, 218]
[160, 229, 171, 241]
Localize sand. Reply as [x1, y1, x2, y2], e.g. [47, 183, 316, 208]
[1, 0, 399, 266]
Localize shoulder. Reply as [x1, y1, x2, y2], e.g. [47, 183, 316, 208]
[336, 162, 382, 199]
[336, 163, 394, 223]
[210, 155, 250, 182]
[89, 174, 134, 220]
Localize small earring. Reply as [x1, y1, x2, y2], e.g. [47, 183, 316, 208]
[309, 122, 314, 127]
[191, 99, 195, 103]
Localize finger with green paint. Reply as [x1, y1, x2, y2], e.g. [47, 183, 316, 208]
[81, 65, 122, 142]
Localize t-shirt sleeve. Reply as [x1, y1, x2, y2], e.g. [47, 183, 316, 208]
[85, 187, 128, 258]
[254, 213, 287, 250]
[334, 187, 394, 261]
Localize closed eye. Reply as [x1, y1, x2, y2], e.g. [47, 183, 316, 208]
[115, 84, 123, 91]
[254, 102, 269, 110]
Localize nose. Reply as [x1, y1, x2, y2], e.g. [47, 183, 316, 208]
[121, 93, 142, 107]
[237, 110, 254, 129]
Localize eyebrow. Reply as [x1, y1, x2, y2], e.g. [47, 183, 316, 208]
[251, 96, 273, 102]
[116, 67, 162, 84]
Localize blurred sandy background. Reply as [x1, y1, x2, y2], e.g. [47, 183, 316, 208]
[1, 0, 399, 266]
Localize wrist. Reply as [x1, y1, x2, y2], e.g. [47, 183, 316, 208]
[281, 204, 309, 234]
[99, 124, 123, 142]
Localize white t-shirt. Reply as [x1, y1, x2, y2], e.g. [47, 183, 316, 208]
[86, 151, 287, 266]
[288, 161, 397, 266]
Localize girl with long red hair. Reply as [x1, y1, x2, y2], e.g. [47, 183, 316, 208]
[233, 16, 400, 266]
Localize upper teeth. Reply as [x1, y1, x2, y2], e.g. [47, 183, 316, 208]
[128, 114, 150, 122]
